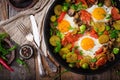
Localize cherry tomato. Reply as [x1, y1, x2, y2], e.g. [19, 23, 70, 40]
[62, 33, 82, 46]
[57, 12, 66, 23]
[111, 7, 120, 20]
[95, 47, 103, 55]
[79, 10, 91, 24]
[96, 57, 107, 66]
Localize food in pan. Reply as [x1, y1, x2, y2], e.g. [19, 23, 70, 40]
[49, 0, 120, 70]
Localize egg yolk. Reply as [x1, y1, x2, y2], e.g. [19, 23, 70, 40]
[92, 7, 106, 20]
[58, 20, 70, 33]
[81, 37, 94, 50]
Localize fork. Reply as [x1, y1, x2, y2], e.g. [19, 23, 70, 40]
[17, 23, 46, 77]
[17, 23, 57, 74]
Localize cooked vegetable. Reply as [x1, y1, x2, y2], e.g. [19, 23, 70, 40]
[113, 20, 120, 30]
[54, 5, 62, 15]
[49, 0, 120, 70]
[66, 52, 77, 63]
[54, 41, 61, 53]
[64, 43, 72, 49]
[79, 24, 86, 34]
[96, 57, 107, 66]
[57, 12, 66, 23]
[98, 35, 109, 44]
[0, 57, 13, 72]
[69, 63, 75, 68]
[111, 7, 120, 20]
[93, 22, 106, 32]
[62, 54, 67, 59]
[96, 53, 106, 60]
[91, 58, 97, 62]
[79, 10, 91, 24]
[80, 56, 92, 66]
[50, 15, 57, 22]
[62, 3, 70, 11]
[113, 48, 119, 54]
[81, 63, 89, 69]
[109, 30, 118, 38]
[59, 47, 70, 56]
[49, 35, 60, 46]
[98, 3, 103, 7]
[106, 25, 110, 31]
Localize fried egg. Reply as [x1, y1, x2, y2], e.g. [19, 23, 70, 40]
[87, 5, 112, 22]
[58, 14, 78, 34]
[74, 35, 102, 58]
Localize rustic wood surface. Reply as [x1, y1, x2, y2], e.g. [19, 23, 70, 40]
[0, 0, 120, 80]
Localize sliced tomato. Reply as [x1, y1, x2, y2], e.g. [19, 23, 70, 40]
[77, 55, 83, 60]
[111, 7, 120, 20]
[57, 12, 66, 23]
[90, 29, 98, 39]
[95, 47, 103, 55]
[96, 57, 107, 66]
[79, 10, 91, 24]
[62, 33, 82, 46]
[75, 0, 87, 5]
[88, 0, 95, 3]
[104, 30, 109, 35]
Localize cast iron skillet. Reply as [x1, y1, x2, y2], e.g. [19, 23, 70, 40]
[44, 0, 120, 75]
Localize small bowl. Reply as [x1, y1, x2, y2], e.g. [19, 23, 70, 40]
[19, 44, 33, 59]
[8, 0, 38, 10]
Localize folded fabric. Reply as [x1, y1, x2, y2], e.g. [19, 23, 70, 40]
[1, 0, 54, 56]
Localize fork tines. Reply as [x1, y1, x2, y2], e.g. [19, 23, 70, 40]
[17, 23, 30, 36]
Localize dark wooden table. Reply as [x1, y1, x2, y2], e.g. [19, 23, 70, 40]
[0, 0, 120, 80]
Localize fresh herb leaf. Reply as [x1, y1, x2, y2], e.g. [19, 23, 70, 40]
[113, 48, 119, 54]
[53, 22, 58, 26]
[111, 0, 115, 5]
[1, 56, 8, 61]
[80, 50, 83, 55]
[71, 4, 77, 10]
[98, 3, 103, 7]
[69, 26, 74, 30]
[16, 58, 30, 73]
[8, 45, 17, 51]
[106, 14, 111, 19]
[56, 31, 65, 39]
[110, 30, 119, 38]
[54, 41, 61, 53]
[91, 58, 97, 62]
[0, 33, 8, 40]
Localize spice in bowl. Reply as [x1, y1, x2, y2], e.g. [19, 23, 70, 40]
[19, 44, 33, 59]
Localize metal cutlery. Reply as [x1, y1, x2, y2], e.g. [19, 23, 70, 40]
[17, 23, 46, 77]
[30, 15, 57, 72]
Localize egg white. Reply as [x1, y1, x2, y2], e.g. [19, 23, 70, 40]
[61, 14, 78, 34]
[74, 35, 102, 58]
[87, 5, 112, 22]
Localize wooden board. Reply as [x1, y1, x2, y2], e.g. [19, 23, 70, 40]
[0, 0, 120, 80]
